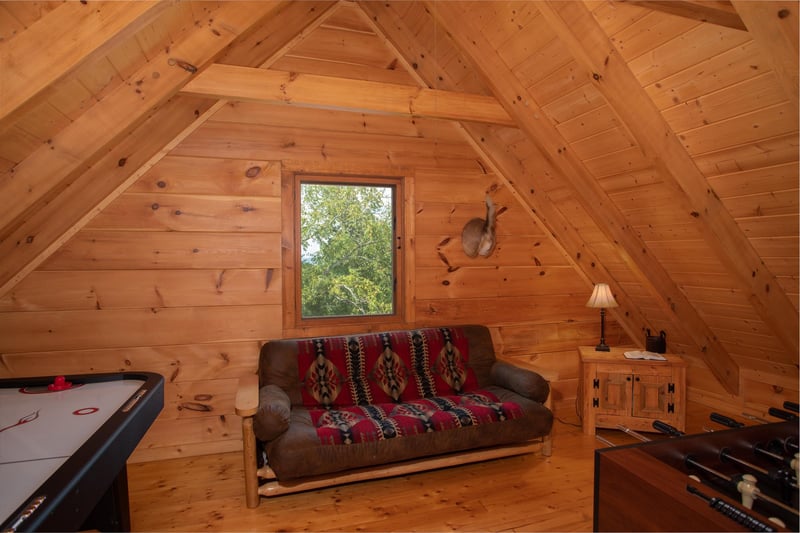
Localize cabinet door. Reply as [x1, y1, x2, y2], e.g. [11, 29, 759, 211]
[597, 372, 629, 414]
[632, 374, 669, 418]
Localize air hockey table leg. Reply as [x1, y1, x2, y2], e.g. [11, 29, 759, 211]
[82, 466, 131, 532]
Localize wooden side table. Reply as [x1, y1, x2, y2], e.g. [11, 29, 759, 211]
[578, 346, 686, 435]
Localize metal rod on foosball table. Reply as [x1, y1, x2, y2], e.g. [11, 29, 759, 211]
[685, 456, 799, 517]
[755, 439, 800, 482]
[786, 439, 799, 455]
[594, 434, 616, 447]
[616, 424, 651, 442]
[755, 444, 793, 466]
[742, 413, 771, 424]
[720, 448, 799, 490]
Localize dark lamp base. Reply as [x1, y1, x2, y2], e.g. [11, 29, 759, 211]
[595, 343, 610, 352]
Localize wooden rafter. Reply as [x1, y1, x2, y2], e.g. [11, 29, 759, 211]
[537, 0, 799, 357]
[424, 1, 741, 394]
[180, 64, 515, 126]
[0, 1, 169, 134]
[621, 0, 747, 30]
[0, 1, 339, 298]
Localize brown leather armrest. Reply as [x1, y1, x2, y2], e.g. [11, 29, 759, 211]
[491, 361, 550, 404]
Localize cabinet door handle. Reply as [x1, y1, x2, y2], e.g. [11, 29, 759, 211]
[626, 376, 631, 381]
[635, 377, 640, 382]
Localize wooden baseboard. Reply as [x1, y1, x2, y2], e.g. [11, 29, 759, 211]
[257, 439, 547, 498]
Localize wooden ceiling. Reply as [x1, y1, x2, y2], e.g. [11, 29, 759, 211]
[0, 0, 797, 395]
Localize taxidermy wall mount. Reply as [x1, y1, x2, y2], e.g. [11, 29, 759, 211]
[461, 194, 496, 258]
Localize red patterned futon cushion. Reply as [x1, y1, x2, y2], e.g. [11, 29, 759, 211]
[310, 391, 524, 445]
[297, 327, 479, 408]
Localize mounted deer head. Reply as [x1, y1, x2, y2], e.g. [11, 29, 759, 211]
[461, 194, 496, 258]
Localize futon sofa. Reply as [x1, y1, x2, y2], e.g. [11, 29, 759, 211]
[235, 325, 553, 507]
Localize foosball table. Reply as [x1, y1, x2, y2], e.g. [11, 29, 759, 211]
[594, 412, 799, 532]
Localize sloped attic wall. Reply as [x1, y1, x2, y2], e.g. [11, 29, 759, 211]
[0, 1, 797, 461]
[358, 0, 798, 405]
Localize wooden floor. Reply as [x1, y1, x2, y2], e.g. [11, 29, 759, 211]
[128, 402, 723, 532]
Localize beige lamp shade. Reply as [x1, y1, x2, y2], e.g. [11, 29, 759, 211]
[586, 283, 618, 309]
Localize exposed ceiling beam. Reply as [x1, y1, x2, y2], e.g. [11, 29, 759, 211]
[0, 1, 169, 135]
[621, 0, 747, 30]
[732, 1, 799, 117]
[0, 1, 344, 298]
[426, 1, 740, 394]
[180, 64, 514, 126]
[538, 1, 799, 357]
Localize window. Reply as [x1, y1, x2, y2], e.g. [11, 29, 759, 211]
[285, 173, 405, 328]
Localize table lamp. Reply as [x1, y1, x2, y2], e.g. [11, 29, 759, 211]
[586, 283, 618, 351]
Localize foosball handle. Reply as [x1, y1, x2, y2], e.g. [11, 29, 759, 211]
[653, 419, 685, 437]
[686, 484, 776, 532]
[768, 407, 797, 421]
[710, 412, 745, 428]
[783, 401, 799, 413]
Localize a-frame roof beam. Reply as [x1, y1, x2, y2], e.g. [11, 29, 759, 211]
[180, 64, 515, 126]
[538, 0, 799, 357]
[426, 1, 740, 394]
[0, 1, 169, 134]
[621, 0, 747, 30]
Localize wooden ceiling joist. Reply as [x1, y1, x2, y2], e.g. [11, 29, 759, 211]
[620, 0, 747, 30]
[0, 1, 169, 134]
[426, 1, 741, 394]
[537, 0, 799, 357]
[180, 64, 514, 126]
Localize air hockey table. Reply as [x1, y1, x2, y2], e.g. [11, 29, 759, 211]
[0, 372, 164, 532]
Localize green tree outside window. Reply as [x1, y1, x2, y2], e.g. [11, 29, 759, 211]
[300, 182, 395, 318]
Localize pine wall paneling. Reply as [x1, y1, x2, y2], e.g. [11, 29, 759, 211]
[0, 155, 283, 460]
[1, 0, 796, 463]
[0, 101, 614, 460]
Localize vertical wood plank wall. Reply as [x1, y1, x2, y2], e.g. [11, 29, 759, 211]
[0, 103, 623, 462]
